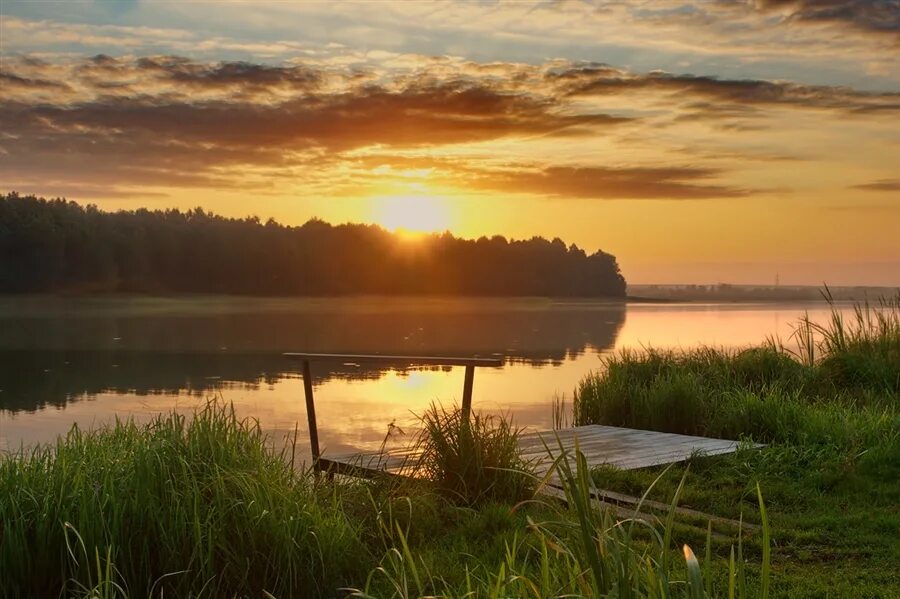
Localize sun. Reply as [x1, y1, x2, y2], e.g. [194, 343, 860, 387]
[371, 194, 452, 236]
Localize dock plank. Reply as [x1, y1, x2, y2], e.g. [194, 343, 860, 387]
[322, 424, 757, 480]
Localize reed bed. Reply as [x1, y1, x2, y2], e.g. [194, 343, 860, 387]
[353, 446, 771, 598]
[0, 404, 368, 598]
[408, 403, 533, 505]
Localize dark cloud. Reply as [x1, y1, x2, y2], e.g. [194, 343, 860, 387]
[0, 71, 72, 92]
[747, 0, 900, 36]
[0, 54, 891, 198]
[0, 57, 630, 191]
[548, 63, 900, 114]
[850, 178, 900, 191]
[2, 82, 620, 152]
[134, 56, 322, 91]
[472, 166, 751, 200]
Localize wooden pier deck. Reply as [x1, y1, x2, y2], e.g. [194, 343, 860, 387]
[318, 424, 751, 481]
[284, 352, 754, 483]
[286, 352, 761, 536]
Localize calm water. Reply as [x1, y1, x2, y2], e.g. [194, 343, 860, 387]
[0, 296, 851, 459]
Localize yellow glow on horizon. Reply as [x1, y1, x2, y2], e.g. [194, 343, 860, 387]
[370, 193, 453, 235]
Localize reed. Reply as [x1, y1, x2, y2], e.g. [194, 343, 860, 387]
[409, 403, 534, 505]
[0, 403, 368, 598]
[570, 295, 899, 597]
[1, 402, 780, 598]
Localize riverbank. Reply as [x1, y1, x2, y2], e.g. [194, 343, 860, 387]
[0, 403, 771, 598]
[573, 296, 899, 597]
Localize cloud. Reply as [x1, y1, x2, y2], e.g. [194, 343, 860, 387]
[0, 55, 632, 196]
[132, 56, 323, 91]
[746, 0, 900, 36]
[2, 80, 621, 152]
[3, 3, 897, 90]
[0, 54, 895, 199]
[548, 63, 900, 115]
[0, 71, 71, 92]
[469, 165, 751, 200]
[850, 178, 900, 191]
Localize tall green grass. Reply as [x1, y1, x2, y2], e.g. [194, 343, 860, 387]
[1, 400, 778, 598]
[353, 444, 772, 598]
[0, 404, 368, 598]
[573, 295, 899, 447]
[409, 404, 534, 505]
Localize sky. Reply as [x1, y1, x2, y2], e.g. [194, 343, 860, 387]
[1, 0, 898, 286]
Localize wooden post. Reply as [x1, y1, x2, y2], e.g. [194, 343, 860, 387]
[302, 359, 321, 470]
[461, 364, 475, 421]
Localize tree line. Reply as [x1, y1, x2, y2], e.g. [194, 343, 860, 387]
[0, 193, 626, 297]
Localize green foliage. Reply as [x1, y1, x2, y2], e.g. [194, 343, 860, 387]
[589, 440, 900, 597]
[0, 403, 368, 598]
[352, 447, 772, 598]
[0, 401, 779, 598]
[410, 404, 534, 505]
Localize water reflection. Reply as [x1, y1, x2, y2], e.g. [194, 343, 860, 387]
[0, 298, 625, 452]
[0, 297, 853, 455]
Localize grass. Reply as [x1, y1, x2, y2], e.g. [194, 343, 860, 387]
[573, 295, 900, 597]
[352, 453, 772, 599]
[0, 401, 773, 598]
[0, 404, 368, 598]
[409, 403, 533, 505]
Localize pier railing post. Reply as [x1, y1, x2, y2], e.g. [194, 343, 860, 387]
[461, 364, 475, 421]
[285, 354, 503, 471]
[301, 359, 321, 471]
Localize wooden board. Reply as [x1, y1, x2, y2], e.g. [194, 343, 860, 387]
[321, 424, 757, 480]
[284, 352, 503, 367]
[520, 425, 755, 481]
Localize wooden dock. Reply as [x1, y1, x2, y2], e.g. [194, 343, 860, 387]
[284, 352, 754, 482]
[318, 424, 750, 481]
[285, 352, 760, 536]
[317, 424, 760, 538]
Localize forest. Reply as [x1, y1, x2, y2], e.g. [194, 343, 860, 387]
[0, 193, 626, 297]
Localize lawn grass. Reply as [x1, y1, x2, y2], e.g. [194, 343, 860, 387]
[574, 295, 900, 598]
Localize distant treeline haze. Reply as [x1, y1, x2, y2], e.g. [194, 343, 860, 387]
[0, 193, 626, 296]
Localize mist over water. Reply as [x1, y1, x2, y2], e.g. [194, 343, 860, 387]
[0, 296, 854, 458]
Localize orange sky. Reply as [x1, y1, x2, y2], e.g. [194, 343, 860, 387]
[1, 1, 898, 285]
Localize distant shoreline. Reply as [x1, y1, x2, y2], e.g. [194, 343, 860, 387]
[0, 290, 894, 305]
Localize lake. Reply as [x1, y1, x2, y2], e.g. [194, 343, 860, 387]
[0, 296, 853, 458]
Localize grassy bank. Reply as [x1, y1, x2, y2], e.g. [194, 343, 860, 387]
[1, 402, 772, 598]
[0, 405, 369, 597]
[574, 297, 900, 597]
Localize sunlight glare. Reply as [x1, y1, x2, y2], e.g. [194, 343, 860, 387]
[371, 194, 452, 236]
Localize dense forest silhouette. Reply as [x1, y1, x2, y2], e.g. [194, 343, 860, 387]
[0, 193, 626, 296]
